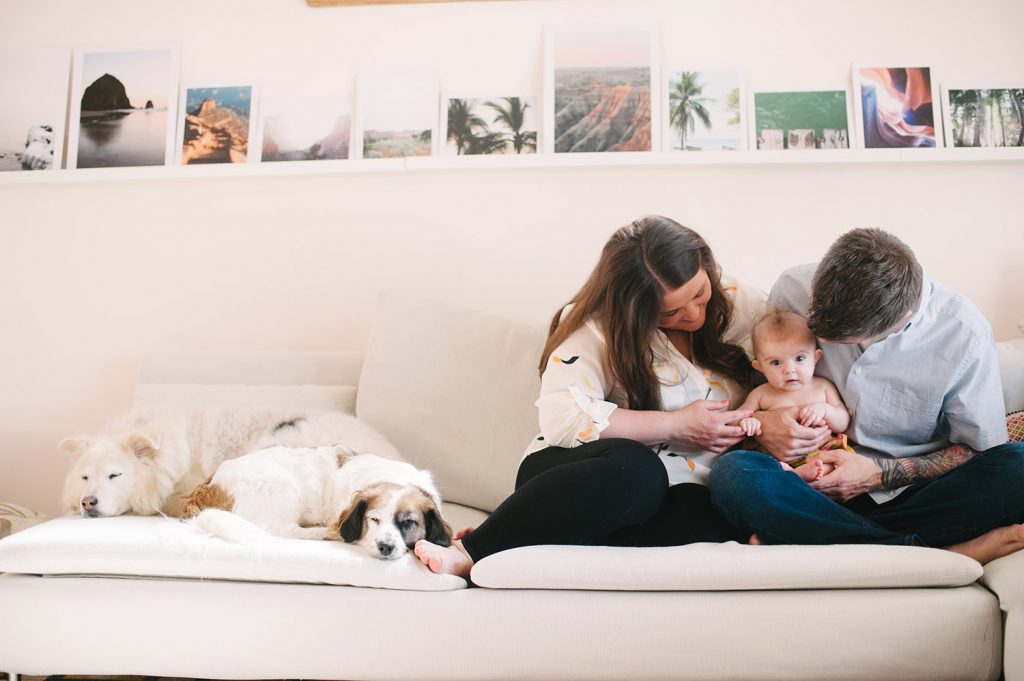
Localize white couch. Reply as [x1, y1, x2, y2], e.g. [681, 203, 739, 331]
[1, 295, 1022, 681]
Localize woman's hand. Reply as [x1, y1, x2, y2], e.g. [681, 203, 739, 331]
[755, 406, 831, 462]
[667, 400, 752, 454]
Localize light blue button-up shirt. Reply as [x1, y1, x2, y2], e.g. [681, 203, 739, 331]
[770, 263, 1008, 463]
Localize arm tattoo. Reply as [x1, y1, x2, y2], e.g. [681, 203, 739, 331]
[878, 444, 977, 489]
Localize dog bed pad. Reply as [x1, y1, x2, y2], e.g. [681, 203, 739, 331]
[0, 516, 466, 591]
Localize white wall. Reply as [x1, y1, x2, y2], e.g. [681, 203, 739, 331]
[1, 0, 1022, 517]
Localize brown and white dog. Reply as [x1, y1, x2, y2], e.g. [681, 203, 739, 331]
[184, 445, 452, 560]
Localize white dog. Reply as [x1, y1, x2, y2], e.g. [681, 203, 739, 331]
[185, 447, 453, 560]
[59, 409, 401, 518]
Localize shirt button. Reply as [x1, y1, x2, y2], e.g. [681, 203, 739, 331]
[855, 368, 862, 375]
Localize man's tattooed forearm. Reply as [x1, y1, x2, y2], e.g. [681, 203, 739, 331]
[878, 444, 977, 489]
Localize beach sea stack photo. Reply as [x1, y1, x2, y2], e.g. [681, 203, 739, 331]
[81, 73, 132, 111]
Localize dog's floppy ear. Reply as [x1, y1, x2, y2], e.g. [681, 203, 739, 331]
[424, 508, 453, 547]
[58, 437, 89, 455]
[124, 433, 160, 459]
[337, 497, 368, 543]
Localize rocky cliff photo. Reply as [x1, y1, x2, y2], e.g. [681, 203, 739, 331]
[554, 67, 651, 153]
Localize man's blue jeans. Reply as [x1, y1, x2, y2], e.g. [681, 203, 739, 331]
[707, 442, 1024, 546]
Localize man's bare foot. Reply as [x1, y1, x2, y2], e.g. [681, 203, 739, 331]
[945, 524, 1024, 565]
[793, 458, 824, 482]
[748, 533, 763, 545]
[414, 538, 474, 578]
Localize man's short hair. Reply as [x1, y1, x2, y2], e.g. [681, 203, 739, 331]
[751, 309, 816, 357]
[809, 227, 922, 341]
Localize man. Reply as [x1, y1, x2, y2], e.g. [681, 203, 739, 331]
[708, 227, 1024, 564]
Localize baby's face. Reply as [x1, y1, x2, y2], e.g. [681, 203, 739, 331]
[753, 337, 821, 392]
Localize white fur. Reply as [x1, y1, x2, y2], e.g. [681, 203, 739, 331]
[191, 448, 442, 560]
[60, 408, 401, 518]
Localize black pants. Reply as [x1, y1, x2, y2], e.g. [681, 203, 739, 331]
[459, 438, 746, 562]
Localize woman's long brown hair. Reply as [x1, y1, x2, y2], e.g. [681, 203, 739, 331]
[539, 216, 751, 410]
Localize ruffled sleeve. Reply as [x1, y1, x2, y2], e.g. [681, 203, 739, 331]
[721, 276, 768, 359]
[535, 321, 619, 448]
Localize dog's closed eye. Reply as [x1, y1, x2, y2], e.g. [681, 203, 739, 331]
[108, 472, 122, 480]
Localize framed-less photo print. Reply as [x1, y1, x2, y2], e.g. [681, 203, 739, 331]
[442, 93, 539, 155]
[178, 84, 257, 164]
[355, 73, 439, 159]
[751, 89, 852, 150]
[942, 85, 1024, 148]
[853, 66, 941, 148]
[545, 27, 659, 154]
[260, 92, 353, 162]
[663, 67, 745, 151]
[0, 47, 70, 171]
[68, 46, 179, 169]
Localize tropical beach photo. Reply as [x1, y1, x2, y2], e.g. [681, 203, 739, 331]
[0, 48, 69, 172]
[945, 87, 1024, 147]
[358, 73, 437, 159]
[856, 66, 937, 148]
[548, 29, 654, 153]
[71, 48, 177, 168]
[261, 94, 352, 162]
[179, 85, 254, 164]
[444, 95, 538, 155]
[753, 90, 850, 150]
[664, 69, 743, 151]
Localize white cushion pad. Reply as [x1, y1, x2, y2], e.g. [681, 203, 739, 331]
[0, 516, 466, 591]
[471, 542, 982, 590]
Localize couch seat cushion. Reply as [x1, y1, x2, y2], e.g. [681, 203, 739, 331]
[981, 547, 1024, 610]
[0, 516, 466, 591]
[471, 542, 982, 590]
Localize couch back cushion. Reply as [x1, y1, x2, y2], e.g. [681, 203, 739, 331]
[998, 338, 1024, 413]
[357, 295, 546, 512]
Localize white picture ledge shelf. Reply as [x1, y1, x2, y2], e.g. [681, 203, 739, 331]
[2, 147, 1021, 186]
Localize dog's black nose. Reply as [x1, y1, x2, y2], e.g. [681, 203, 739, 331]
[377, 542, 394, 556]
[81, 496, 98, 510]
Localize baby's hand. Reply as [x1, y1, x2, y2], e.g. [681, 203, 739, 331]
[739, 416, 762, 437]
[798, 402, 828, 427]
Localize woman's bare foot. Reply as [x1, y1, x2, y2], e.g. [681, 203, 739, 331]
[793, 458, 824, 482]
[748, 533, 763, 545]
[454, 526, 475, 540]
[945, 524, 1024, 565]
[414, 538, 474, 578]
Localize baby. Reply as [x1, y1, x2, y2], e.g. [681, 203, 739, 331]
[738, 310, 851, 482]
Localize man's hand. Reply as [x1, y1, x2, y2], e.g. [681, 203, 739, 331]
[754, 406, 830, 462]
[810, 449, 883, 502]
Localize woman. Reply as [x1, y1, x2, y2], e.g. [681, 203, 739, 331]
[415, 216, 765, 577]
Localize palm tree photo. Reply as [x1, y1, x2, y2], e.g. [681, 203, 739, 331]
[446, 96, 538, 155]
[669, 71, 713, 150]
[485, 97, 538, 154]
[447, 98, 490, 155]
